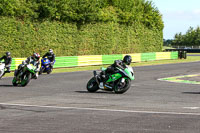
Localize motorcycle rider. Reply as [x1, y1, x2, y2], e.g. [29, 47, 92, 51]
[42, 49, 55, 69]
[0, 52, 12, 73]
[25, 53, 40, 79]
[98, 55, 132, 88]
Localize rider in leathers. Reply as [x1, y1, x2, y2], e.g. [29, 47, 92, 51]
[42, 49, 55, 69]
[99, 55, 132, 88]
[0, 52, 12, 73]
[15, 53, 40, 79]
[25, 53, 40, 79]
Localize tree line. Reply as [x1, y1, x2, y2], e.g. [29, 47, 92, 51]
[0, 0, 163, 30]
[171, 26, 200, 46]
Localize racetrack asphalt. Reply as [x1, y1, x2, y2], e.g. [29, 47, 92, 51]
[1, 61, 200, 133]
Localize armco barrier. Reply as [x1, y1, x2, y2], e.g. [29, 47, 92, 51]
[10, 52, 178, 70]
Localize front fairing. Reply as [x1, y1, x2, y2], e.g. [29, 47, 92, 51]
[101, 67, 107, 71]
[106, 73, 122, 83]
[0, 63, 5, 70]
[106, 66, 134, 82]
[41, 58, 50, 66]
[124, 66, 135, 80]
[26, 64, 36, 73]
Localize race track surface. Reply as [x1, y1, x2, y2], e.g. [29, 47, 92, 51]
[1, 62, 200, 133]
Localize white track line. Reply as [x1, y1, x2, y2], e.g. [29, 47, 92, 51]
[1, 103, 200, 116]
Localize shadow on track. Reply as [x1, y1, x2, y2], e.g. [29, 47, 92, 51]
[75, 91, 114, 94]
[0, 85, 14, 87]
[182, 92, 200, 94]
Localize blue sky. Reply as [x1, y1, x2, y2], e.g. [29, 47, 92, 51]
[151, 0, 200, 39]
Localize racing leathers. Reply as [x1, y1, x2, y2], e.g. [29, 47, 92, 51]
[0, 55, 12, 72]
[101, 60, 127, 82]
[24, 56, 40, 79]
[106, 60, 126, 74]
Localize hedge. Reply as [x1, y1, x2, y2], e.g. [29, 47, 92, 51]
[0, 17, 162, 57]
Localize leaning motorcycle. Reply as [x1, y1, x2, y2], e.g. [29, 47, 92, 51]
[12, 64, 37, 87]
[39, 58, 54, 75]
[0, 62, 5, 79]
[87, 66, 135, 94]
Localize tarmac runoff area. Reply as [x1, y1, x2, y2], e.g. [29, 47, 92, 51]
[1, 62, 200, 133]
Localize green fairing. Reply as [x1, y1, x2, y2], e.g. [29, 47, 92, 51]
[124, 68, 135, 80]
[101, 67, 107, 71]
[106, 73, 122, 83]
[26, 65, 36, 74]
[106, 67, 135, 83]
[12, 77, 16, 83]
[21, 79, 27, 85]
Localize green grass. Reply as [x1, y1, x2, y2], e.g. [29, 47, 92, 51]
[187, 53, 200, 55]
[3, 55, 200, 78]
[162, 46, 175, 50]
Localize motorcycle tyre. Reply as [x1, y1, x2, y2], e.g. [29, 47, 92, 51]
[0, 70, 5, 79]
[39, 67, 44, 75]
[87, 77, 99, 92]
[21, 73, 31, 87]
[114, 78, 131, 94]
[12, 77, 18, 86]
[47, 68, 52, 74]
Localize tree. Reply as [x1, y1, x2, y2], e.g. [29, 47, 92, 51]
[172, 26, 200, 46]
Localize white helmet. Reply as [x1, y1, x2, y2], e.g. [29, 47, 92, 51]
[22, 60, 26, 65]
[49, 49, 53, 53]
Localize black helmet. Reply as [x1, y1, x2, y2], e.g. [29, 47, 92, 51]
[6, 52, 11, 56]
[123, 55, 132, 65]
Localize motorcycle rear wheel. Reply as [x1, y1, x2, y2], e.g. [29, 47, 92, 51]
[87, 77, 99, 92]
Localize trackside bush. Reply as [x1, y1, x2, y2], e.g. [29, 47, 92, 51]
[0, 0, 163, 57]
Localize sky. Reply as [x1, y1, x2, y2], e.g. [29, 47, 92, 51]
[151, 0, 200, 39]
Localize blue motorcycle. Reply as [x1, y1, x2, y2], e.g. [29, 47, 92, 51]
[39, 58, 54, 75]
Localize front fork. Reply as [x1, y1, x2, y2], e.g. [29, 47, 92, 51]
[121, 78, 125, 83]
[93, 71, 100, 85]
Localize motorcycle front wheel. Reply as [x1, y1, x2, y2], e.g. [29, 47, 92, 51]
[12, 77, 18, 86]
[39, 67, 44, 75]
[87, 77, 99, 92]
[114, 78, 131, 94]
[21, 73, 31, 87]
[0, 70, 5, 79]
[47, 68, 52, 74]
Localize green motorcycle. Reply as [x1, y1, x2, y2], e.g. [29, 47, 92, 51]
[87, 66, 135, 94]
[12, 64, 37, 87]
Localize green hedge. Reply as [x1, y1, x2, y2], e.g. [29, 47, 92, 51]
[0, 17, 162, 57]
[0, 0, 163, 57]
